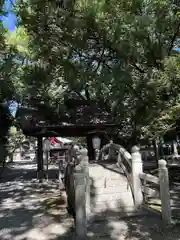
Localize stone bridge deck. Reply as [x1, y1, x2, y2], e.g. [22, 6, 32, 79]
[88, 162, 135, 219]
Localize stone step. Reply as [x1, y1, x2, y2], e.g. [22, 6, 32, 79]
[91, 173, 126, 179]
[92, 186, 130, 195]
[92, 174, 126, 180]
[91, 178, 128, 188]
[88, 163, 135, 221]
[88, 207, 149, 223]
[91, 207, 136, 217]
[91, 198, 134, 212]
[93, 192, 132, 202]
[89, 165, 123, 177]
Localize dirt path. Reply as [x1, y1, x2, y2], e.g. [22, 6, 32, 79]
[0, 160, 74, 240]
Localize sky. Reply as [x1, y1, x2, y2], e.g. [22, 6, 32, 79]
[1, 0, 17, 31]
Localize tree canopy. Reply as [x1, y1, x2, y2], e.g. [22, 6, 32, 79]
[1, 0, 180, 142]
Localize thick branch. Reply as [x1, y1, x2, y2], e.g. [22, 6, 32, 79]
[93, 48, 105, 73]
[72, 90, 86, 100]
[168, 22, 180, 56]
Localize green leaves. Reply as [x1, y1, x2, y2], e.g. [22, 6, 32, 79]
[11, 0, 180, 141]
[6, 27, 29, 55]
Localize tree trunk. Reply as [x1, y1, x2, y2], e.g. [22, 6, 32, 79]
[37, 137, 44, 181]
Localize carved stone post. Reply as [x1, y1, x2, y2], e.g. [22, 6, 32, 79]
[74, 148, 90, 238]
[58, 158, 63, 188]
[159, 159, 171, 225]
[13, 148, 21, 161]
[80, 148, 90, 222]
[74, 165, 87, 238]
[172, 141, 179, 161]
[131, 146, 143, 208]
[45, 150, 49, 181]
[108, 140, 113, 161]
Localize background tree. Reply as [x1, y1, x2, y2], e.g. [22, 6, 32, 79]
[14, 0, 180, 143]
[0, 2, 30, 166]
[0, 0, 15, 166]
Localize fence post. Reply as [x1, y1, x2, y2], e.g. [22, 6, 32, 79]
[172, 141, 179, 160]
[74, 148, 89, 238]
[74, 165, 86, 238]
[13, 148, 21, 161]
[131, 145, 143, 208]
[80, 148, 90, 222]
[108, 140, 113, 161]
[158, 159, 171, 225]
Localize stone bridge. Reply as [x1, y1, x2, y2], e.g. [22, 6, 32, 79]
[88, 162, 134, 218]
[65, 143, 172, 238]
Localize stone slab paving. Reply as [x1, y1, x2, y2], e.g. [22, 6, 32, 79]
[89, 163, 134, 215]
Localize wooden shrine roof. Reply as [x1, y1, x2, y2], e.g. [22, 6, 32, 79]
[22, 123, 119, 137]
[18, 98, 119, 137]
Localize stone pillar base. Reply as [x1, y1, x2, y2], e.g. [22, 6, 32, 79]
[37, 170, 44, 182]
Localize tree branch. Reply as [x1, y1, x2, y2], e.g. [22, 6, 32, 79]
[89, 29, 146, 74]
[168, 22, 180, 56]
[72, 90, 86, 100]
[129, 60, 145, 74]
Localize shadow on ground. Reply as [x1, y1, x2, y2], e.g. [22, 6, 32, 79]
[0, 160, 74, 240]
[0, 160, 180, 240]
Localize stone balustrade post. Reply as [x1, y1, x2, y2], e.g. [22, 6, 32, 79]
[172, 141, 179, 161]
[131, 145, 143, 208]
[74, 165, 86, 238]
[108, 140, 113, 161]
[158, 159, 171, 225]
[13, 148, 21, 161]
[80, 148, 90, 222]
[74, 148, 90, 239]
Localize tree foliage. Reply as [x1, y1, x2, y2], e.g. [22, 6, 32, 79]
[6, 26, 29, 55]
[0, 1, 30, 164]
[6, 126, 25, 157]
[12, 0, 180, 141]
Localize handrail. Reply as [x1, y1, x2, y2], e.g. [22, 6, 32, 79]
[139, 172, 160, 202]
[117, 146, 135, 204]
[99, 143, 135, 204]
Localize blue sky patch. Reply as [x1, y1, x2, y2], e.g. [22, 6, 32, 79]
[1, 0, 17, 31]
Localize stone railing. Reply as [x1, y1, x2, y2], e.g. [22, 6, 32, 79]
[139, 159, 171, 224]
[99, 143, 172, 224]
[65, 144, 172, 238]
[64, 148, 90, 238]
[99, 143, 138, 206]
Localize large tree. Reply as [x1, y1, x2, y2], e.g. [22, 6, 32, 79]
[0, 2, 30, 165]
[0, 0, 15, 164]
[15, 0, 180, 142]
